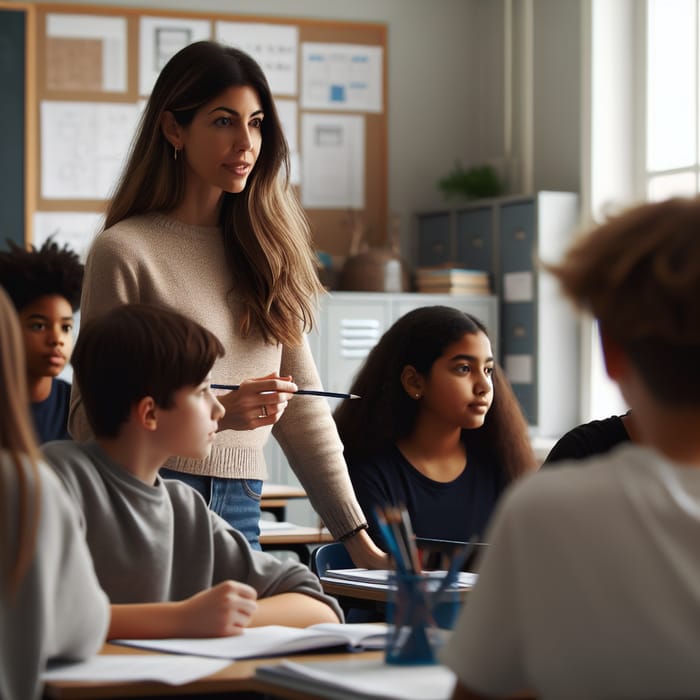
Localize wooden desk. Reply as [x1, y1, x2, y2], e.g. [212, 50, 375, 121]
[43, 643, 384, 699]
[259, 524, 333, 566]
[260, 483, 308, 522]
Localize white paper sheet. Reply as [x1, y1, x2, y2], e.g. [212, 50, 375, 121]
[46, 14, 127, 93]
[301, 43, 383, 112]
[33, 211, 104, 260]
[139, 16, 211, 96]
[41, 101, 142, 200]
[301, 113, 364, 208]
[42, 654, 229, 685]
[503, 271, 534, 302]
[256, 658, 456, 700]
[216, 22, 298, 96]
[504, 354, 534, 384]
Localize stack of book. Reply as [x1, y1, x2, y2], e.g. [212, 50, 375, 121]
[415, 266, 491, 295]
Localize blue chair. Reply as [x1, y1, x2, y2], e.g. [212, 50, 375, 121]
[310, 542, 354, 577]
[310, 542, 383, 622]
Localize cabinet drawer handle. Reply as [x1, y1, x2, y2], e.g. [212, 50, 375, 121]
[471, 236, 483, 249]
[513, 324, 527, 339]
[431, 242, 446, 253]
[513, 229, 527, 241]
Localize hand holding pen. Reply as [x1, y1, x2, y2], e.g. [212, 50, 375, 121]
[213, 374, 298, 431]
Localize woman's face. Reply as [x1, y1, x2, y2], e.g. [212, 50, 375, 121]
[417, 331, 495, 430]
[178, 85, 263, 198]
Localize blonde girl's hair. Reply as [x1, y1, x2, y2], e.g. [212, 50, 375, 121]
[0, 286, 41, 596]
[104, 41, 323, 346]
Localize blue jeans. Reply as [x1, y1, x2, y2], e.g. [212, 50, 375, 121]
[159, 468, 263, 550]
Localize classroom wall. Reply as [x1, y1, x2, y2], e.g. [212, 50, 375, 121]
[7, 0, 582, 255]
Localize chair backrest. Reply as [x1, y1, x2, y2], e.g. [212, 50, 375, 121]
[309, 542, 354, 577]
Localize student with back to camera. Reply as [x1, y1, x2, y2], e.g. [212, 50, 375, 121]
[0, 287, 109, 700]
[0, 238, 83, 443]
[43, 303, 341, 640]
[542, 409, 639, 464]
[442, 197, 700, 699]
[69, 40, 384, 565]
[333, 306, 537, 549]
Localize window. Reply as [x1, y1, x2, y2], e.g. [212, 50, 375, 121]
[646, 0, 700, 198]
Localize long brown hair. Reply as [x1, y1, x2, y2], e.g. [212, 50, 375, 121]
[0, 287, 41, 595]
[104, 41, 323, 345]
[334, 306, 536, 481]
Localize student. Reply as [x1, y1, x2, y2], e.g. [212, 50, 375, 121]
[542, 410, 638, 464]
[0, 288, 109, 700]
[43, 303, 341, 639]
[0, 238, 82, 443]
[69, 40, 384, 566]
[441, 197, 700, 699]
[334, 306, 536, 548]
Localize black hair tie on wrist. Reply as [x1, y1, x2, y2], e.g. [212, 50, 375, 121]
[338, 522, 368, 542]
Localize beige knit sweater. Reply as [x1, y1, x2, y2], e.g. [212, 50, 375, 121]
[69, 213, 365, 538]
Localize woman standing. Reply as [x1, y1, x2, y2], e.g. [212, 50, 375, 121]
[70, 41, 384, 566]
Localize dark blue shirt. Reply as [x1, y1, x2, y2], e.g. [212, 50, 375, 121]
[348, 443, 505, 550]
[542, 413, 631, 465]
[31, 378, 71, 444]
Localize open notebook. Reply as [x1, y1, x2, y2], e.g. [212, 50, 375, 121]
[113, 622, 387, 659]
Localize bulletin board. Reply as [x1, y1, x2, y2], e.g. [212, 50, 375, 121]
[27, 3, 387, 257]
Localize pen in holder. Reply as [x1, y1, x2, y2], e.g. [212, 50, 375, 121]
[385, 570, 462, 666]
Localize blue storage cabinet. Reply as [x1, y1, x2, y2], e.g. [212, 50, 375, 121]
[414, 192, 580, 437]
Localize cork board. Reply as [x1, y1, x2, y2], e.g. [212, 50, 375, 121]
[30, 3, 388, 256]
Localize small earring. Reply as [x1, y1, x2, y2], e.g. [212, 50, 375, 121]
[414, 393, 420, 399]
[173, 146, 179, 161]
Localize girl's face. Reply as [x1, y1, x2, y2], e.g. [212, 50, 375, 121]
[417, 331, 494, 430]
[178, 85, 263, 198]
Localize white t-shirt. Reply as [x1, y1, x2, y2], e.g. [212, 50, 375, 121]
[0, 454, 109, 700]
[440, 444, 700, 700]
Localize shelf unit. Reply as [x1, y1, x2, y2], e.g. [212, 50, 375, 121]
[414, 191, 580, 438]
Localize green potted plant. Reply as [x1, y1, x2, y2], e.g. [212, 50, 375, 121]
[437, 162, 503, 200]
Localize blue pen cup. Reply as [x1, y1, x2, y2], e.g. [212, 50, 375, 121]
[384, 572, 462, 665]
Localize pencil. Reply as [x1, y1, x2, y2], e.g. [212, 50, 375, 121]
[210, 384, 361, 400]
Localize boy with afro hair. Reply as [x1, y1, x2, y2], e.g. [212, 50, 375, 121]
[0, 238, 83, 442]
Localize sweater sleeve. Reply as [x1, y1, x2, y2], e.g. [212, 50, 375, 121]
[209, 513, 344, 621]
[272, 335, 367, 540]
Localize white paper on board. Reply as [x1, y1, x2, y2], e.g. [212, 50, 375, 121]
[139, 16, 211, 96]
[41, 101, 142, 200]
[503, 271, 534, 302]
[504, 354, 534, 384]
[301, 43, 383, 112]
[216, 22, 298, 96]
[46, 14, 127, 93]
[301, 113, 364, 209]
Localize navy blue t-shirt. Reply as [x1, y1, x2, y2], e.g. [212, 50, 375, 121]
[31, 378, 72, 444]
[348, 443, 505, 549]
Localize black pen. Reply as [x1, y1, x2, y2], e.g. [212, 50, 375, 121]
[211, 384, 361, 400]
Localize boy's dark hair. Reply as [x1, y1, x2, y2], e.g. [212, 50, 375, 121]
[0, 238, 84, 312]
[544, 197, 700, 405]
[72, 304, 225, 438]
